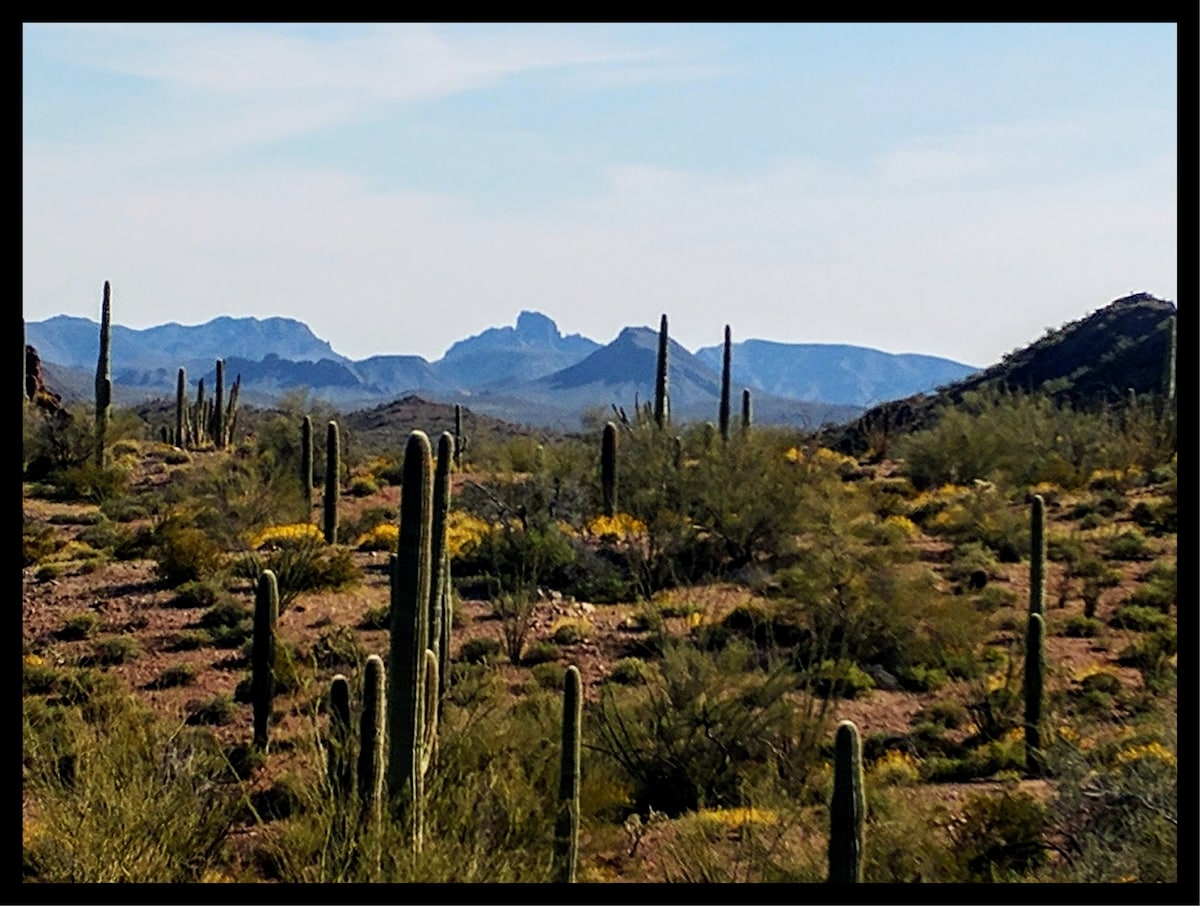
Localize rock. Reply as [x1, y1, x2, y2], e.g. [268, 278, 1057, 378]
[863, 663, 900, 691]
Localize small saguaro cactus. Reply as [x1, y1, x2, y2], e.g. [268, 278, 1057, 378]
[601, 421, 618, 518]
[324, 421, 340, 544]
[224, 373, 241, 447]
[1024, 611, 1046, 778]
[719, 324, 732, 441]
[654, 314, 669, 429]
[828, 719, 865, 883]
[301, 416, 314, 518]
[94, 280, 113, 467]
[328, 674, 353, 802]
[553, 665, 582, 884]
[358, 654, 386, 829]
[454, 403, 467, 470]
[194, 378, 206, 446]
[1029, 494, 1046, 619]
[252, 569, 279, 752]
[741, 388, 752, 432]
[387, 430, 436, 853]
[175, 368, 187, 447]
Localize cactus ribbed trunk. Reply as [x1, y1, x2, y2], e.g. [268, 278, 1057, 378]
[601, 421, 618, 518]
[654, 314, 669, 429]
[224, 374, 240, 448]
[194, 378, 206, 446]
[94, 281, 112, 468]
[301, 416, 314, 519]
[430, 432, 454, 715]
[388, 430, 434, 853]
[252, 570, 278, 751]
[358, 654, 386, 826]
[1030, 494, 1045, 619]
[741, 388, 751, 432]
[828, 719, 865, 883]
[212, 359, 225, 450]
[324, 421, 340, 545]
[719, 324, 732, 441]
[553, 665, 582, 883]
[1024, 612, 1046, 777]
[328, 674, 353, 802]
[454, 403, 465, 470]
[175, 368, 186, 447]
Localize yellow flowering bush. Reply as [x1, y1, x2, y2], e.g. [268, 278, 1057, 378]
[870, 749, 921, 786]
[247, 523, 324, 550]
[694, 807, 779, 829]
[587, 513, 647, 543]
[1115, 742, 1176, 768]
[447, 511, 492, 559]
[355, 522, 398, 552]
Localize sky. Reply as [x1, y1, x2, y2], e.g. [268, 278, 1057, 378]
[23, 22, 1178, 369]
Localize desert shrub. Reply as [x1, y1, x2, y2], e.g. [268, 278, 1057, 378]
[489, 592, 540, 665]
[358, 604, 391, 630]
[894, 664, 949, 693]
[186, 693, 237, 726]
[1058, 615, 1104, 638]
[1124, 581, 1173, 615]
[347, 475, 378, 498]
[51, 462, 132, 504]
[520, 640, 559, 666]
[236, 536, 360, 610]
[23, 518, 60, 567]
[167, 631, 208, 652]
[550, 618, 592, 645]
[809, 659, 875, 699]
[458, 637, 502, 665]
[1108, 605, 1170, 633]
[169, 578, 232, 610]
[913, 699, 970, 730]
[1101, 529, 1152, 562]
[88, 636, 141, 666]
[310, 625, 366, 671]
[606, 657, 654, 686]
[59, 612, 102, 641]
[150, 663, 200, 689]
[948, 789, 1047, 881]
[152, 515, 225, 586]
[1130, 498, 1176, 535]
[355, 522, 398, 552]
[973, 585, 1019, 612]
[591, 640, 828, 816]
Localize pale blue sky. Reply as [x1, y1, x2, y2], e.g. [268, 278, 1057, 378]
[23, 22, 1177, 367]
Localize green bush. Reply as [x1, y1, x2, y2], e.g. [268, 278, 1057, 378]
[185, 693, 237, 726]
[1102, 529, 1152, 561]
[520, 640, 560, 666]
[88, 636, 141, 666]
[1108, 605, 1170, 633]
[150, 663, 200, 689]
[1058, 615, 1104, 637]
[59, 612, 102, 641]
[152, 517, 225, 587]
[949, 790, 1047, 880]
[23, 518, 59, 567]
[236, 537, 360, 610]
[458, 637, 502, 665]
[550, 618, 592, 645]
[310, 625, 366, 671]
[606, 657, 654, 686]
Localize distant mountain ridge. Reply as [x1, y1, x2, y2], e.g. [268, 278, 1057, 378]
[23, 308, 1012, 429]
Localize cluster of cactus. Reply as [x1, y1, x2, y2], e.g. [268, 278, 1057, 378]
[94, 281, 112, 467]
[1024, 494, 1047, 777]
[324, 421, 340, 544]
[171, 360, 241, 449]
[327, 655, 387, 840]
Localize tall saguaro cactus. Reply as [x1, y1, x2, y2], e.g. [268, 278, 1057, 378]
[553, 665, 582, 884]
[601, 421, 618, 518]
[741, 388, 752, 432]
[719, 324, 732, 441]
[454, 403, 467, 470]
[328, 674, 353, 801]
[828, 719, 865, 883]
[430, 432, 455, 712]
[358, 654, 386, 829]
[212, 359, 225, 450]
[301, 416, 314, 518]
[194, 378, 206, 447]
[1029, 494, 1045, 619]
[388, 430, 436, 853]
[252, 570, 279, 752]
[324, 421, 340, 545]
[654, 314, 669, 429]
[1024, 612, 1046, 778]
[94, 281, 113, 467]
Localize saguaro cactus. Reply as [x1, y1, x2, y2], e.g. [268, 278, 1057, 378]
[194, 378, 206, 446]
[324, 421, 340, 544]
[719, 324, 732, 441]
[1024, 612, 1046, 778]
[430, 432, 455, 711]
[828, 719, 865, 883]
[301, 416, 314, 518]
[94, 281, 112, 467]
[387, 430, 436, 852]
[252, 569, 279, 752]
[224, 373, 241, 447]
[212, 359, 225, 450]
[601, 421, 618, 518]
[1030, 494, 1045, 619]
[328, 674, 353, 801]
[175, 368, 187, 447]
[654, 314, 669, 429]
[553, 665, 582, 884]
[742, 389, 752, 432]
[454, 403, 467, 470]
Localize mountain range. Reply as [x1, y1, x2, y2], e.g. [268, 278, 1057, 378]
[26, 308, 984, 429]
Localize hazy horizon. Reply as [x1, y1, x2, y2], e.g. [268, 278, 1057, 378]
[23, 23, 1177, 367]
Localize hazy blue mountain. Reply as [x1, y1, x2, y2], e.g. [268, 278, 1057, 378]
[26, 314, 348, 372]
[435, 310, 600, 388]
[353, 354, 465, 398]
[491, 326, 861, 429]
[693, 340, 979, 408]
